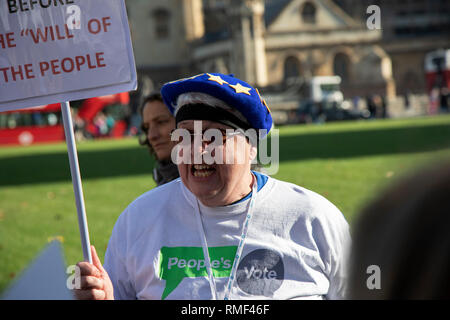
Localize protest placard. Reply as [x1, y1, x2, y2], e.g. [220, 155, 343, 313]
[0, 0, 137, 265]
[0, 0, 136, 112]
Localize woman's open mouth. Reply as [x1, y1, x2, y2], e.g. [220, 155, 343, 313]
[191, 164, 216, 178]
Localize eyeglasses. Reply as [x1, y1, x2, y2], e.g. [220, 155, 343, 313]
[170, 128, 244, 145]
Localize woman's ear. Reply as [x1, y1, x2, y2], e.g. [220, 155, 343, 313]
[249, 145, 258, 162]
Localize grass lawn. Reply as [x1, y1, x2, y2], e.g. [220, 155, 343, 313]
[1, 114, 450, 293]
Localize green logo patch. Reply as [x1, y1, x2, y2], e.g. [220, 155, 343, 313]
[158, 246, 237, 299]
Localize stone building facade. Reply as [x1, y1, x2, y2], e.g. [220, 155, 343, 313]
[125, 0, 450, 99]
[333, 0, 450, 95]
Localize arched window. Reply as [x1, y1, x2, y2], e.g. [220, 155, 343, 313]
[152, 8, 170, 39]
[333, 52, 351, 84]
[301, 2, 317, 24]
[284, 56, 301, 81]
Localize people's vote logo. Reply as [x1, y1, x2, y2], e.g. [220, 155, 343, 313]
[236, 249, 284, 296]
[158, 246, 237, 299]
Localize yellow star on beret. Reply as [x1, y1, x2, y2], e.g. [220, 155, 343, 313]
[256, 88, 271, 113]
[229, 82, 252, 95]
[207, 73, 228, 85]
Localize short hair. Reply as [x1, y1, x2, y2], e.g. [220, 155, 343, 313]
[175, 92, 249, 126]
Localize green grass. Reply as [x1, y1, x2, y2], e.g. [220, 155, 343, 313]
[1, 115, 450, 293]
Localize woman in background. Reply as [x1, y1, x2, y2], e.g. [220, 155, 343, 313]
[139, 92, 179, 186]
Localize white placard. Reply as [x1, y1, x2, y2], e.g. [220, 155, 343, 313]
[0, 0, 137, 112]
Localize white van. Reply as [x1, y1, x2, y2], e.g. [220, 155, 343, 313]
[310, 76, 344, 104]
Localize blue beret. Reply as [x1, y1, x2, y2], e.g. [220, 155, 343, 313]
[160, 73, 272, 136]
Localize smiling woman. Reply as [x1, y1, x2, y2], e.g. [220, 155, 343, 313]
[74, 73, 351, 301]
[175, 118, 254, 207]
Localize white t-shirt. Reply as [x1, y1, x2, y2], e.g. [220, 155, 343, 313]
[104, 174, 351, 300]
